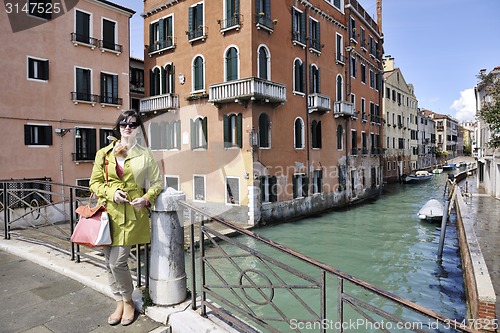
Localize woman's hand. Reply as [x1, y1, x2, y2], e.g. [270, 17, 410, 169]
[114, 190, 129, 204]
[130, 197, 148, 210]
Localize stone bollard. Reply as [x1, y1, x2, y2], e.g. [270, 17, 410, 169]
[149, 187, 187, 305]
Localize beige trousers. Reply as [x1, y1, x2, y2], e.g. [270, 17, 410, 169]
[102, 245, 134, 302]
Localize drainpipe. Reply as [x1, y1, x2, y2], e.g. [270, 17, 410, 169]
[304, 5, 311, 194]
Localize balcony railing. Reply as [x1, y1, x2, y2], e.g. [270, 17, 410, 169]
[308, 93, 330, 113]
[72, 152, 96, 162]
[70, 33, 98, 48]
[333, 101, 355, 117]
[71, 92, 99, 105]
[218, 14, 242, 32]
[186, 26, 207, 42]
[209, 77, 286, 105]
[140, 94, 179, 113]
[148, 37, 176, 54]
[98, 40, 123, 54]
[255, 14, 274, 32]
[100, 95, 123, 106]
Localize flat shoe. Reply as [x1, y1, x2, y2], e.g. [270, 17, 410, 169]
[108, 316, 121, 326]
[121, 315, 135, 326]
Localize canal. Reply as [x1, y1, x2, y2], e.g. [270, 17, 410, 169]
[195, 172, 466, 331]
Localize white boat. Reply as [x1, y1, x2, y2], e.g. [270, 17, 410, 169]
[432, 168, 443, 174]
[402, 171, 433, 183]
[418, 199, 444, 221]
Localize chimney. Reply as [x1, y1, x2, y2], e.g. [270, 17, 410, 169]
[377, 0, 382, 33]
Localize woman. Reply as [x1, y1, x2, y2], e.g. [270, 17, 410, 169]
[89, 110, 163, 326]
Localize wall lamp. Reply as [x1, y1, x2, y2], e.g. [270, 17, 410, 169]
[55, 127, 81, 139]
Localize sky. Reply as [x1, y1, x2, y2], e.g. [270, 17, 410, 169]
[120, 0, 500, 123]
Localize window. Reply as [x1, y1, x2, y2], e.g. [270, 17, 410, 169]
[130, 67, 144, 93]
[163, 64, 175, 94]
[226, 177, 240, 205]
[165, 176, 179, 190]
[312, 169, 323, 194]
[361, 63, 366, 84]
[349, 17, 356, 41]
[75, 10, 91, 44]
[294, 59, 305, 93]
[191, 117, 208, 149]
[223, 113, 242, 148]
[336, 75, 343, 101]
[259, 113, 271, 148]
[309, 18, 320, 51]
[149, 16, 173, 52]
[24, 124, 52, 146]
[256, 0, 272, 29]
[192, 56, 205, 91]
[75, 67, 92, 101]
[338, 164, 346, 191]
[350, 57, 356, 78]
[361, 98, 366, 120]
[224, 0, 240, 29]
[351, 129, 357, 152]
[369, 69, 375, 88]
[362, 132, 367, 152]
[188, 3, 204, 40]
[152, 121, 181, 150]
[225, 47, 239, 81]
[100, 72, 119, 105]
[294, 117, 305, 149]
[360, 27, 366, 48]
[167, 121, 181, 150]
[337, 125, 343, 150]
[311, 120, 322, 149]
[310, 64, 320, 94]
[150, 67, 161, 96]
[99, 128, 114, 148]
[336, 34, 344, 63]
[325, 0, 342, 11]
[75, 128, 97, 161]
[28, 57, 49, 81]
[258, 46, 270, 80]
[260, 175, 277, 202]
[193, 175, 206, 202]
[28, 0, 52, 19]
[102, 19, 117, 51]
[292, 7, 305, 45]
[293, 174, 308, 198]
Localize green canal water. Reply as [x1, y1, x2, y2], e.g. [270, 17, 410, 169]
[197, 172, 466, 331]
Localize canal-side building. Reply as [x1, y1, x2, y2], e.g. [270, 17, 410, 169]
[461, 121, 477, 157]
[423, 110, 460, 161]
[140, 0, 384, 224]
[416, 110, 437, 170]
[130, 57, 145, 112]
[475, 67, 500, 198]
[381, 56, 418, 183]
[0, 0, 134, 187]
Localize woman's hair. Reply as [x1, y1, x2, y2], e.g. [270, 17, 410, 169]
[113, 109, 149, 147]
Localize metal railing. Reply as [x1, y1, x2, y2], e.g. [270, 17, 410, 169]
[1, 179, 149, 288]
[182, 200, 473, 333]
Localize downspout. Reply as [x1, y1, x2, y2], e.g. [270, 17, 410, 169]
[304, 6, 311, 195]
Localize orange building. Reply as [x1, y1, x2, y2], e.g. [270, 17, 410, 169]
[0, 0, 134, 187]
[140, 0, 384, 224]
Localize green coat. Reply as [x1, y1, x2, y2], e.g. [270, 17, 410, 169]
[89, 142, 163, 246]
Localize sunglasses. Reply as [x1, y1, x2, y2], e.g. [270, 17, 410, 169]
[119, 121, 139, 129]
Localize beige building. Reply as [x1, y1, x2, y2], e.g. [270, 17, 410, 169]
[140, 0, 384, 224]
[382, 56, 419, 182]
[0, 0, 134, 187]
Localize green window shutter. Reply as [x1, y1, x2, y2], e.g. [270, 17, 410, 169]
[45, 126, 53, 145]
[89, 129, 97, 159]
[202, 117, 208, 149]
[302, 175, 309, 197]
[190, 119, 195, 149]
[270, 176, 277, 202]
[24, 125, 31, 145]
[175, 120, 181, 149]
[293, 175, 298, 198]
[196, 4, 203, 27]
[300, 12, 306, 44]
[162, 67, 167, 94]
[259, 176, 266, 202]
[317, 68, 321, 94]
[317, 121, 322, 148]
[188, 7, 194, 32]
[226, 0, 233, 18]
[291, 8, 296, 39]
[223, 114, 230, 148]
[166, 122, 172, 149]
[149, 24, 154, 46]
[236, 113, 242, 148]
[113, 75, 118, 100]
[158, 18, 164, 42]
[265, 0, 271, 17]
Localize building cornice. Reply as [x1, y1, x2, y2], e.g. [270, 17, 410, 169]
[142, 0, 186, 18]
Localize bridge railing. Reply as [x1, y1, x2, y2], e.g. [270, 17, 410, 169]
[181, 200, 474, 333]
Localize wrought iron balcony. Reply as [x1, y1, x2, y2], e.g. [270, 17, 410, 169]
[100, 95, 123, 106]
[209, 77, 286, 106]
[218, 14, 242, 33]
[255, 14, 275, 33]
[71, 92, 99, 105]
[98, 40, 122, 54]
[333, 101, 355, 117]
[140, 94, 179, 113]
[70, 33, 98, 49]
[308, 93, 331, 113]
[148, 37, 176, 54]
[186, 26, 207, 42]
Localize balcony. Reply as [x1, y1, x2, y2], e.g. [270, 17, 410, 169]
[186, 26, 207, 43]
[333, 101, 355, 117]
[140, 94, 179, 113]
[308, 93, 331, 113]
[218, 14, 242, 34]
[255, 14, 275, 33]
[209, 77, 286, 107]
[148, 38, 176, 55]
[71, 92, 99, 106]
[98, 40, 122, 55]
[70, 33, 98, 49]
[100, 95, 123, 106]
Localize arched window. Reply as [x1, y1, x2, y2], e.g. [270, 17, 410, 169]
[225, 46, 239, 81]
[258, 46, 270, 80]
[311, 120, 322, 149]
[150, 67, 161, 96]
[259, 113, 270, 148]
[310, 64, 320, 94]
[193, 56, 204, 91]
[162, 64, 175, 94]
[294, 117, 305, 149]
[336, 75, 343, 101]
[337, 124, 343, 150]
[191, 117, 208, 149]
[293, 58, 304, 93]
[223, 113, 242, 148]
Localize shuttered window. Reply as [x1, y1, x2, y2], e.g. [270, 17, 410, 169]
[28, 57, 49, 81]
[24, 124, 52, 146]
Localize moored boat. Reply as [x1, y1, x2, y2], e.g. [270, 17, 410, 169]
[442, 163, 456, 170]
[418, 199, 444, 221]
[432, 168, 443, 174]
[402, 170, 433, 183]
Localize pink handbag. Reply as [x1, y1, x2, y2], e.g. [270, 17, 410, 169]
[71, 205, 111, 247]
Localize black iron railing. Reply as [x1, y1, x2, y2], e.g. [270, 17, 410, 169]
[182, 200, 473, 333]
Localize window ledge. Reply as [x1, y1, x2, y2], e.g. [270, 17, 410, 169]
[72, 40, 96, 50]
[99, 47, 121, 56]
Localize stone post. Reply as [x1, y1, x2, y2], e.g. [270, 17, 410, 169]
[149, 187, 187, 305]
